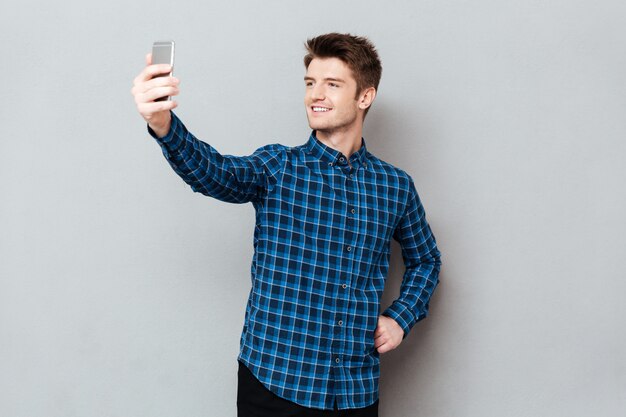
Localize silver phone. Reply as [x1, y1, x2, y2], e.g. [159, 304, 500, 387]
[151, 40, 175, 102]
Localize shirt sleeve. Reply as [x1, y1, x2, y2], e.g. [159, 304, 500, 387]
[147, 111, 286, 204]
[382, 176, 442, 339]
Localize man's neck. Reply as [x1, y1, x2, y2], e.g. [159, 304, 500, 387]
[315, 125, 363, 163]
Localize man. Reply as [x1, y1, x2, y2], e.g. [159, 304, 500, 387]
[131, 33, 441, 416]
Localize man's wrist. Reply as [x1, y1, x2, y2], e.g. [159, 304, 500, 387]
[382, 305, 412, 340]
[147, 111, 185, 152]
[148, 121, 171, 139]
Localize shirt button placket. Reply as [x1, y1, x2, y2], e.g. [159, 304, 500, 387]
[333, 153, 359, 393]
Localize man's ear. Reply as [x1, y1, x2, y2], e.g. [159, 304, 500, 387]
[358, 87, 377, 110]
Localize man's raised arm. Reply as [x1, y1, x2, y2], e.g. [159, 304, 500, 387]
[131, 53, 286, 204]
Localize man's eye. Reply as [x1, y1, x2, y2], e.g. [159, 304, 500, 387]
[329, 83, 338, 87]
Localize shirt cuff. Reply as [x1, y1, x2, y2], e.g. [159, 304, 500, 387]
[146, 110, 184, 152]
[382, 302, 416, 340]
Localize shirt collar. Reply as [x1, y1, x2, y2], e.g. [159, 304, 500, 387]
[304, 130, 369, 167]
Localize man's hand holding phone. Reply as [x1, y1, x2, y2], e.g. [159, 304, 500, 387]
[131, 52, 179, 138]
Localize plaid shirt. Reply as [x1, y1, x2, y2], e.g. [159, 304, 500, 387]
[148, 111, 441, 410]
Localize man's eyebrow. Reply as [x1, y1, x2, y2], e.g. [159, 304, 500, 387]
[304, 76, 346, 83]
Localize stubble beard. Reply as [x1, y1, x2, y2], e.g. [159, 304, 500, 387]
[308, 108, 359, 138]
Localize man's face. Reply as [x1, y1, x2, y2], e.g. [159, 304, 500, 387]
[304, 57, 361, 135]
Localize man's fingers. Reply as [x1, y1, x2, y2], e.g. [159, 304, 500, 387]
[132, 76, 179, 97]
[137, 100, 178, 116]
[136, 64, 173, 83]
[146, 52, 152, 66]
[374, 336, 387, 348]
[141, 64, 172, 82]
[136, 86, 179, 103]
[132, 82, 179, 102]
[145, 76, 179, 91]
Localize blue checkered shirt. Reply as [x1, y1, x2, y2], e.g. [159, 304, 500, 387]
[148, 111, 442, 410]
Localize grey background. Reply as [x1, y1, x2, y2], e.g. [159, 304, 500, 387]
[1, 1, 625, 416]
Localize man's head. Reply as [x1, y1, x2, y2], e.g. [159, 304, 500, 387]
[303, 33, 382, 134]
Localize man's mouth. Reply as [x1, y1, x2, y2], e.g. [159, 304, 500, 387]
[312, 106, 333, 113]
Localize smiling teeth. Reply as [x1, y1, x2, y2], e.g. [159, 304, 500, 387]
[313, 107, 331, 112]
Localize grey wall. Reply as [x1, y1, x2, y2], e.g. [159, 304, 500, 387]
[1, 1, 625, 416]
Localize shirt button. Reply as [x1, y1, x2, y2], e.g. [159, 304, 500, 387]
[342, 284, 347, 289]
[338, 320, 343, 326]
[328, 162, 333, 166]
[349, 173, 353, 178]
[346, 246, 352, 252]
[350, 208, 356, 214]
[335, 358, 340, 363]
[339, 157, 345, 162]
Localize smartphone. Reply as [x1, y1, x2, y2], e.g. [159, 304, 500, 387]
[151, 40, 175, 102]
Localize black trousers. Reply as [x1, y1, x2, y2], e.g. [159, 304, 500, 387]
[237, 360, 379, 417]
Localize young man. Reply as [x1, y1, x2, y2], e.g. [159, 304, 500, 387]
[131, 33, 441, 416]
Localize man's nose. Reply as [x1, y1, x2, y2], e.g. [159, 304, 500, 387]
[311, 85, 325, 101]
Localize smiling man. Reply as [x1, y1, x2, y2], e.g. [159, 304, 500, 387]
[131, 32, 441, 417]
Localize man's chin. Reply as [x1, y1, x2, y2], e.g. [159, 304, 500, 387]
[307, 121, 327, 131]
[307, 113, 327, 128]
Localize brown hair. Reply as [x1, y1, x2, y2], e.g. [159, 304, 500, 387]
[304, 33, 382, 118]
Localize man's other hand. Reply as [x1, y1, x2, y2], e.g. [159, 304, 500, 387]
[130, 53, 180, 138]
[374, 315, 404, 354]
